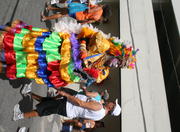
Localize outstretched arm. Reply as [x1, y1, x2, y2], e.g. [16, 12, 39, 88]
[57, 91, 102, 111]
[81, 87, 99, 98]
[80, 19, 96, 24]
[64, 119, 83, 128]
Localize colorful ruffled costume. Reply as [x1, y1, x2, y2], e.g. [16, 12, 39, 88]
[0, 19, 138, 88]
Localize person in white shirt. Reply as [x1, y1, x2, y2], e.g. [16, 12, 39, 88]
[13, 90, 121, 121]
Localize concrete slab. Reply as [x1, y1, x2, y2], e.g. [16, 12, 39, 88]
[120, 0, 171, 132]
[172, 0, 180, 35]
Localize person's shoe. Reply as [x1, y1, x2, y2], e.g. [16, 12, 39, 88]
[46, 1, 51, 6]
[13, 104, 23, 121]
[45, 7, 49, 12]
[50, 0, 60, 5]
[41, 11, 46, 22]
[47, 87, 58, 97]
[21, 82, 32, 96]
[18, 127, 28, 132]
[45, 5, 52, 12]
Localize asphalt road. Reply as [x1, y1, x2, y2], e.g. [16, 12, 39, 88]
[0, 0, 61, 132]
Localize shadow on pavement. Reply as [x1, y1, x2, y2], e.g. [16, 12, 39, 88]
[41, 2, 68, 31]
[0, 73, 32, 89]
[19, 96, 33, 113]
[41, 2, 53, 30]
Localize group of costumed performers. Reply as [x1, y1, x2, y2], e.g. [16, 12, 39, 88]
[0, 19, 138, 89]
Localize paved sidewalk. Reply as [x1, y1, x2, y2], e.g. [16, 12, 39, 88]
[29, 115, 62, 132]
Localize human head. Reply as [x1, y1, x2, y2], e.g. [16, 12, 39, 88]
[101, 5, 112, 24]
[94, 121, 105, 128]
[105, 99, 121, 116]
[102, 5, 112, 17]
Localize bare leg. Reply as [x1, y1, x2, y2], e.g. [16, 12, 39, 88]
[64, 119, 83, 128]
[11, 19, 21, 28]
[42, 13, 68, 21]
[0, 32, 5, 49]
[46, 5, 63, 11]
[13, 104, 38, 121]
[23, 110, 39, 118]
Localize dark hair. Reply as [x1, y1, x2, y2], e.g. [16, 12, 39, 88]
[83, 121, 105, 132]
[93, 18, 109, 25]
[102, 5, 112, 19]
[94, 121, 105, 128]
[102, 18, 109, 24]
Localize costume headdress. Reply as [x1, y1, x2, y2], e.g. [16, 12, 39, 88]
[108, 37, 139, 69]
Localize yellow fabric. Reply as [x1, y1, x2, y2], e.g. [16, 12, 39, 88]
[90, 55, 106, 69]
[26, 53, 44, 84]
[22, 34, 44, 84]
[22, 34, 32, 48]
[30, 31, 43, 38]
[83, 32, 111, 67]
[23, 38, 36, 52]
[26, 53, 38, 78]
[96, 67, 110, 83]
[35, 78, 45, 84]
[108, 42, 122, 56]
[78, 27, 96, 38]
[84, 53, 104, 68]
[59, 33, 72, 83]
[89, 32, 110, 53]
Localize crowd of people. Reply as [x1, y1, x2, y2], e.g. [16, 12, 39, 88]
[41, 0, 111, 24]
[0, 0, 139, 132]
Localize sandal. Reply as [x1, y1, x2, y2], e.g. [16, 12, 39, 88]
[45, 7, 49, 12]
[45, 2, 51, 12]
[40, 11, 46, 22]
[45, 1, 51, 7]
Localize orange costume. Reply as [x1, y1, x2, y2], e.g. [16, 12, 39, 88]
[76, 5, 103, 21]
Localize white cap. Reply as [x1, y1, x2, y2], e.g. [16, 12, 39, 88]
[111, 99, 121, 116]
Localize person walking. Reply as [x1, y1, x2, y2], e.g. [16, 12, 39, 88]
[41, 3, 111, 24]
[13, 90, 121, 121]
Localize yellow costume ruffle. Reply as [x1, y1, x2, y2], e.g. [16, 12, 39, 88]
[23, 34, 44, 84]
[59, 33, 72, 83]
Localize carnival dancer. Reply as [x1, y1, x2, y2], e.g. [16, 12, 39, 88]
[13, 90, 121, 121]
[0, 19, 138, 89]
